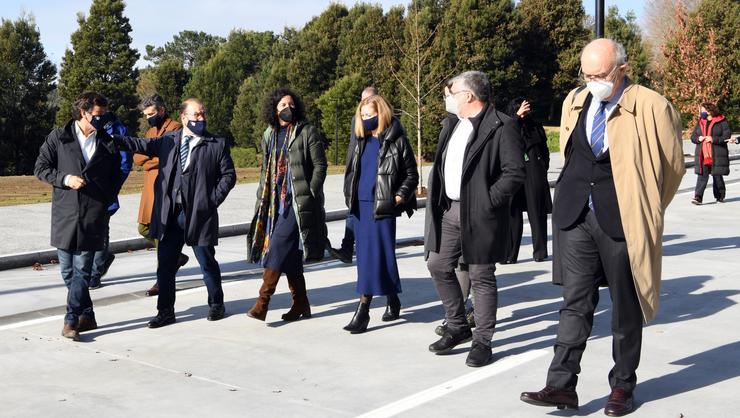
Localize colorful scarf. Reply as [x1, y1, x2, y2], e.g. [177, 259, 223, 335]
[249, 125, 292, 263]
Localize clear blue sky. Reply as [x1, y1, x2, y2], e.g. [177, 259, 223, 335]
[0, 0, 646, 68]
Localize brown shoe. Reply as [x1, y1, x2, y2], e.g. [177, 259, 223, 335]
[520, 386, 579, 410]
[247, 268, 281, 321]
[78, 315, 98, 332]
[146, 282, 159, 297]
[61, 323, 80, 341]
[604, 387, 634, 416]
[282, 273, 311, 321]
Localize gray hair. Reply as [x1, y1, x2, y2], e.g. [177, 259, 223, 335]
[449, 71, 491, 103]
[139, 94, 166, 111]
[581, 38, 628, 67]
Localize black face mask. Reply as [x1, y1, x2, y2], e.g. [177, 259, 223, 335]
[90, 114, 108, 131]
[278, 106, 294, 124]
[362, 115, 379, 132]
[187, 120, 206, 136]
[147, 114, 164, 127]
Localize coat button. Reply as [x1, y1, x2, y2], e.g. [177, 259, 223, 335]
[565, 127, 570, 131]
[590, 182, 595, 186]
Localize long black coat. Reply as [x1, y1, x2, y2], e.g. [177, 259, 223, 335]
[34, 120, 122, 251]
[114, 129, 236, 246]
[344, 117, 418, 219]
[510, 118, 552, 215]
[691, 118, 731, 176]
[424, 105, 526, 264]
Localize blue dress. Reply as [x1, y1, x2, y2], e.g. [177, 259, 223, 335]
[353, 135, 402, 296]
[262, 127, 302, 276]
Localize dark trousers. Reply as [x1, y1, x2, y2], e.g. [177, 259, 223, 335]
[156, 208, 224, 312]
[91, 223, 111, 279]
[547, 210, 643, 392]
[427, 201, 498, 344]
[340, 214, 355, 252]
[508, 209, 549, 262]
[57, 249, 95, 325]
[694, 165, 725, 201]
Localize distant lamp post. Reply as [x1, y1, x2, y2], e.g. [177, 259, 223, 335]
[595, 0, 605, 38]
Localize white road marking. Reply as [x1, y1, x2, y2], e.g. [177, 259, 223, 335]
[356, 349, 549, 418]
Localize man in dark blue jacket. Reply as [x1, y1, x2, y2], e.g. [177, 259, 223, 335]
[89, 111, 132, 289]
[35, 92, 122, 341]
[113, 98, 236, 328]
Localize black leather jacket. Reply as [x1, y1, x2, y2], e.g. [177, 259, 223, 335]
[344, 117, 418, 219]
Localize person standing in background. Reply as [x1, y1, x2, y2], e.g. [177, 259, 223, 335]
[503, 97, 552, 264]
[690, 102, 732, 205]
[136, 94, 187, 297]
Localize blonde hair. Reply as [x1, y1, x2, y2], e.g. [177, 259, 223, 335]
[354, 95, 393, 138]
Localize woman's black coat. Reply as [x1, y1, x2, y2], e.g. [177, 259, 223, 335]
[343, 117, 418, 219]
[510, 117, 552, 216]
[690, 118, 731, 175]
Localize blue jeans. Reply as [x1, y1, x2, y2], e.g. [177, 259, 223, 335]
[57, 249, 95, 325]
[156, 207, 224, 312]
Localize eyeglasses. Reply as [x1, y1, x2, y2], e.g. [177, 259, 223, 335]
[444, 89, 471, 99]
[184, 111, 206, 118]
[579, 65, 619, 82]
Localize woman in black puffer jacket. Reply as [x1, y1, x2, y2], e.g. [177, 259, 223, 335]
[342, 94, 418, 334]
[690, 102, 732, 204]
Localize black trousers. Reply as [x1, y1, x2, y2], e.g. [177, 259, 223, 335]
[547, 210, 643, 392]
[694, 165, 725, 201]
[156, 208, 224, 312]
[507, 209, 548, 262]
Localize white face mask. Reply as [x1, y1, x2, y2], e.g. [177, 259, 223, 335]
[586, 79, 614, 102]
[445, 95, 459, 116]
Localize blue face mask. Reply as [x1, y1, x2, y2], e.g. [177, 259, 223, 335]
[362, 115, 379, 133]
[700, 112, 708, 120]
[187, 120, 206, 136]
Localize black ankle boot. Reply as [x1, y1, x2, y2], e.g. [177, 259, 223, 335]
[343, 300, 370, 334]
[381, 294, 401, 322]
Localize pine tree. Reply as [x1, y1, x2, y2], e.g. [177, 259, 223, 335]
[514, 0, 590, 121]
[55, 0, 140, 129]
[144, 30, 225, 70]
[315, 73, 368, 165]
[0, 14, 56, 175]
[604, 6, 650, 86]
[183, 30, 275, 139]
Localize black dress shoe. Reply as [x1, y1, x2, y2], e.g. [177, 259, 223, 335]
[207, 305, 226, 321]
[148, 310, 176, 328]
[434, 320, 447, 336]
[604, 387, 634, 416]
[100, 253, 116, 278]
[520, 386, 579, 410]
[328, 247, 352, 264]
[428, 327, 472, 354]
[465, 341, 492, 367]
[381, 294, 401, 321]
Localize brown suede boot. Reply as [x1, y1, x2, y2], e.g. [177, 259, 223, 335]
[282, 273, 312, 321]
[247, 268, 281, 321]
[61, 323, 80, 341]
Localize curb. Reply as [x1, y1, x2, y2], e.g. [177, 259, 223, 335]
[0, 198, 427, 271]
[3, 153, 738, 271]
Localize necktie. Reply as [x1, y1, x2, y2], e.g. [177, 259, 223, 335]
[590, 101, 608, 156]
[180, 135, 192, 171]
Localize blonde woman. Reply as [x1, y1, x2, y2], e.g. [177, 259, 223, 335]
[341, 94, 418, 333]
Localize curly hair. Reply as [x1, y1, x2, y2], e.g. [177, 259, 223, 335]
[701, 102, 721, 117]
[262, 88, 306, 127]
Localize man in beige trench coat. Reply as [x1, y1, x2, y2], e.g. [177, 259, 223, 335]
[520, 38, 685, 416]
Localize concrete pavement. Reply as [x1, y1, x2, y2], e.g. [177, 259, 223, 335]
[1, 163, 740, 417]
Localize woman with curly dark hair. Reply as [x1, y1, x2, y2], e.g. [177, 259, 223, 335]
[691, 102, 732, 204]
[246, 88, 328, 321]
